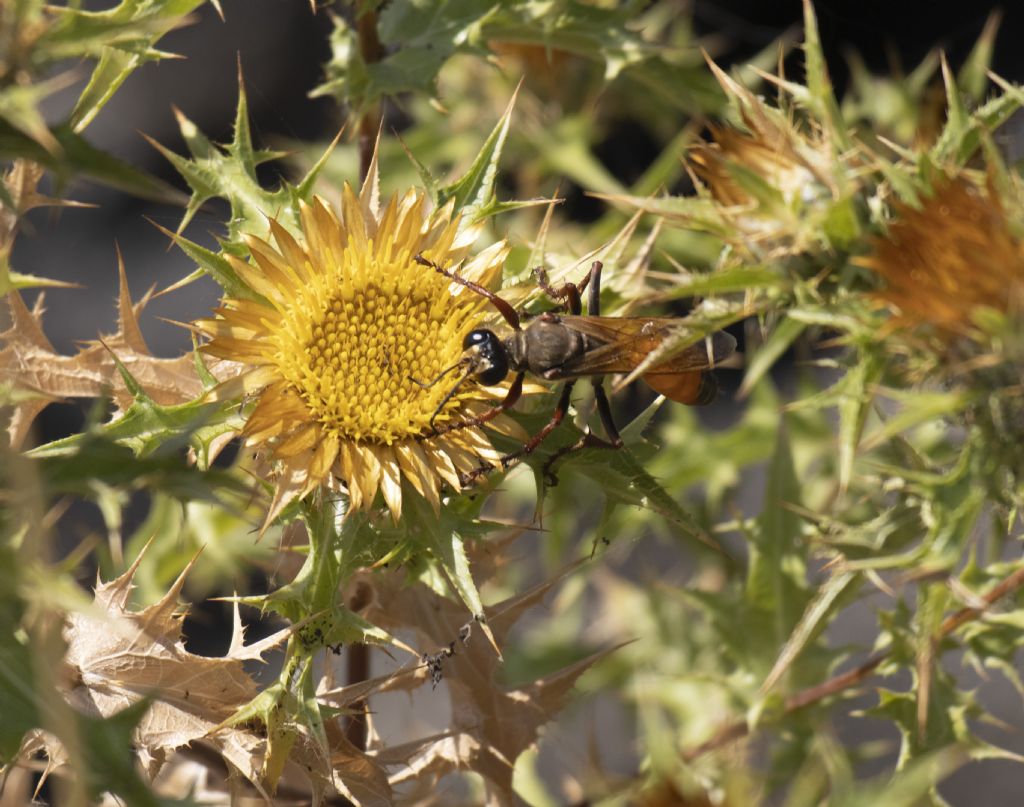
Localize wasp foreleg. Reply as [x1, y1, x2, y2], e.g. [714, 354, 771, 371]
[458, 380, 577, 486]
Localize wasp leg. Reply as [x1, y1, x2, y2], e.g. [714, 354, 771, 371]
[459, 380, 577, 486]
[540, 257, 623, 481]
[533, 261, 602, 314]
[424, 372, 525, 440]
[532, 267, 584, 313]
[541, 376, 623, 486]
[414, 254, 522, 331]
[586, 260, 602, 315]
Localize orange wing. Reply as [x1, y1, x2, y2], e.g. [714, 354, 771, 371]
[550, 317, 735, 376]
[553, 317, 734, 405]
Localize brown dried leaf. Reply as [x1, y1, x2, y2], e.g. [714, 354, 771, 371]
[61, 547, 291, 784]
[2, 267, 238, 446]
[1, 161, 90, 252]
[336, 553, 610, 802]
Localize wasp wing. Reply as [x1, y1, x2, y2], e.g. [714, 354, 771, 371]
[547, 317, 736, 378]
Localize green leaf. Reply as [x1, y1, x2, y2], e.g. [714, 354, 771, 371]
[862, 389, 974, 452]
[957, 11, 1000, 103]
[577, 441, 718, 552]
[436, 89, 517, 220]
[0, 265, 81, 294]
[744, 415, 809, 671]
[28, 377, 245, 500]
[931, 76, 1023, 166]
[800, 0, 849, 149]
[148, 223, 258, 302]
[939, 55, 969, 150]
[821, 194, 862, 250]
[661, 265, 785, 302]
[761, 570, 859, 693]
[0, 75, 68, 153]
[149, 80, 296, 240]
[0, 634, 41, 762]
[317, 1, 722, 116]
[0, 121, 182, 202]
[411, 494, 486, 619]
[79, 701, 166, 807]
[740, 316, 806, 397]
[34, 0, 207, 131]
[835, 348, 885, 492]
[832, 747, 968, 807]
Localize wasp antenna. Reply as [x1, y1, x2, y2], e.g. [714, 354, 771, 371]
[429, 365, 476, 430]
[415, 252, 523, 331]
[409, 358, 467, 389]
[414, 253, 448, 275]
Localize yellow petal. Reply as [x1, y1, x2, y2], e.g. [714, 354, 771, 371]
[274, 423, 319, 457]
[349, 443, 380, 508]
[309, 432, 340, 484]
[421, 442, 460, 490]
[395, 442, 440, 513]
[370, 445, 403, 522]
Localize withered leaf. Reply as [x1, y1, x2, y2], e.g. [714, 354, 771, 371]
[61, 547, 290, 785]
[332, 551, 612, 802]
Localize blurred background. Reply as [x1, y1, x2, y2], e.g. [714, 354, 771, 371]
[12, 1, 1024, 803]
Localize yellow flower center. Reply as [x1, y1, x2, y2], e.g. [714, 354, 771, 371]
[275, 266, 479, 446]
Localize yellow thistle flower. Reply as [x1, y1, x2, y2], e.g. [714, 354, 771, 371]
[858, 177, 1024, 340]
[198, 182, 510, 523]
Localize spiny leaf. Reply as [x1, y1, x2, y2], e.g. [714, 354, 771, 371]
[148, 221, 257, 301]
[800, 0, 849, 149]
[740, 316, 806, 398]
[0, 75, 69, 153]
[65, 0, 209, 131]
[0, 121, 181, 202]
[957, 11, 1001, 103]
[761, 571, 859, 694]
[744, 415, 810, 671]
[659, 265, 785, 302]
[149, 83, 293, 240]
[315, 1, 721, 116]
[437, 86, 519, 221]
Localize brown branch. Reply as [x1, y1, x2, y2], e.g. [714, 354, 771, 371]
[343, 644, 370, 749]
[355, 7, 384, 183]
[682, 564, 1024, 761]
[938, 565, 1024, 637]
[342, 576, 374, 751]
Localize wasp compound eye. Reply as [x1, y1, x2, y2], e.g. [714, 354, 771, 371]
[462, 329, 492, 349]
[463, 329, 509, 385]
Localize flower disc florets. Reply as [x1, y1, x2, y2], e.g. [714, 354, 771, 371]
[199, 183, 509, 521]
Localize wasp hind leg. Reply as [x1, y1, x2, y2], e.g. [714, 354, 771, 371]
[541, 376, 624, 487]
[532, 261, 601, 315]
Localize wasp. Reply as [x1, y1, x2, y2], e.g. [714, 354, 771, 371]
[413, 255, 736, 484]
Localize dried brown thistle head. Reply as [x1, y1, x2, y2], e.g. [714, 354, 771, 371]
[859, 176, 1024, 345]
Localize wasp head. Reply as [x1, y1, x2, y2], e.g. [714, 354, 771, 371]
[463, 329, 509, 386]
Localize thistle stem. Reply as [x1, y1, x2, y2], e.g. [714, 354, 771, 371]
[683, 565, 1024, 761]
[356, 7, 383, 183]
